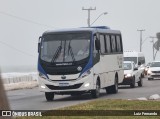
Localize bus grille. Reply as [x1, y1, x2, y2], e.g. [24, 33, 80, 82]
[45, 83, 83, 90]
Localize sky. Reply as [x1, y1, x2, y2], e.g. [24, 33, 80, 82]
[0, 0, 160, 72]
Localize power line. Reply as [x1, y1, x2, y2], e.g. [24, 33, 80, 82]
[0, 40, 36, 58]
[0, 11, 56, 28]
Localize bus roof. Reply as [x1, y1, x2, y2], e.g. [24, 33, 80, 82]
[42, 26, 121, 35]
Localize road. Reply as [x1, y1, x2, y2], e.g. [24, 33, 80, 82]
[7, 77, 160, 110]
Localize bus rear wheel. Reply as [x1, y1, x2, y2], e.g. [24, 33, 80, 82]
[106, 76, 118, 94]
[45, 92, 54, 101]
[91, 80, 100, 98]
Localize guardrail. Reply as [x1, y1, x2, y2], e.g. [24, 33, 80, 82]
[1, 72, 38, 84]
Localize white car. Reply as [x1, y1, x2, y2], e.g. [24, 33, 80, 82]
[120, 61, 143, 88]
[147, 61, 160, 80]
[144, 62, 151, 75]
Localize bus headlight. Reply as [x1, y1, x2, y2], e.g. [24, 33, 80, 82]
[125, 74, 132, 78]
[80, 69, 91, 78]
[40, 85, 46, 89]
[84, 83, 90, 87]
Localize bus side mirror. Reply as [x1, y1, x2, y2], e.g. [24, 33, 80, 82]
[38, 36, 42, 53]
[38, 43, 40, 53]
[95, 39, 100, 51]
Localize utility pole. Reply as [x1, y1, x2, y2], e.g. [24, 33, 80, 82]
[82, 7, 96, 27]
[150, 36, 157, 61]
[137, 29, 145, 52]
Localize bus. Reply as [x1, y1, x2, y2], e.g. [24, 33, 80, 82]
[124, 50, 145, 77]
[38, 26, 124, 101]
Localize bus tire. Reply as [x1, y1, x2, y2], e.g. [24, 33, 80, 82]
[45, 92, 54, 101]
[106, 76, 118, 94]
[130, 77, 135, 88]
[91, 80, 100, 98]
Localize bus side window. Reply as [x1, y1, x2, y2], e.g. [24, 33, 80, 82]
[111, 35, 116, 53]
[116, 35, 122, 52]
[105, 35, 111, 53]
[100, 34, 105, 54]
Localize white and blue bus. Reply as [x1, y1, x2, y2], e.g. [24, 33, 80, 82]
[38, 26, 123, 101]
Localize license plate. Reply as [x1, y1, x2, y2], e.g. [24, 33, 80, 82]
[59, 82, 69, 87]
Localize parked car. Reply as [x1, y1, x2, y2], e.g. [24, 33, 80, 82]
[147, 61, 160, 80]
[120, 61, 143, 88]
[144, 62, 151, 75]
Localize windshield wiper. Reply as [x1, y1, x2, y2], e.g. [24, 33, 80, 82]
[51, 44, 62, 63]
[68, 40, 75, 62]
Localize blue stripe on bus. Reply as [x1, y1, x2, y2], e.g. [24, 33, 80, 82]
[79, 57, 93, 77]
[79, 33, 94, 77]
[38, 59, 49, 79]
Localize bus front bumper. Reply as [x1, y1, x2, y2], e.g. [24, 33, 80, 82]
[38, 75, 95, 94]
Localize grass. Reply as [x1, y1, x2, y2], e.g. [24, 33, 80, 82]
[15, 99, 160, 119]
[59, 99, 160, 110]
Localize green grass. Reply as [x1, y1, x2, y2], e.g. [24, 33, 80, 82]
[59, 99, 160, 110]
[16, 99, 160, 119]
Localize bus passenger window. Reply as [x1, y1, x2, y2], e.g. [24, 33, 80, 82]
[116, 35, 122, 52]
[105, 35, 111, 53]
[111, 35, 116, 52]
[100, 35, 105, 54]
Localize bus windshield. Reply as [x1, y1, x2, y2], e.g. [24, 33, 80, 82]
[124, 57, 137, 64]
[40, 33, 91, 63]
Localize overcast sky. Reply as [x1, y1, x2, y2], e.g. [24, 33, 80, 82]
[0, 0, 160, 70]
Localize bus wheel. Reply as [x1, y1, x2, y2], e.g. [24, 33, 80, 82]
[106, 76, 118, 94]
[91, 80, 100, 98]
[45, 92, 54, 101]
[138, 77, 143, 87]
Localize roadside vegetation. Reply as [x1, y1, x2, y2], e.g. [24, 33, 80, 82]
[16, 99, 160, 119]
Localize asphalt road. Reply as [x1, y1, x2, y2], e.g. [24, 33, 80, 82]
[7, 77, 160, 110]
